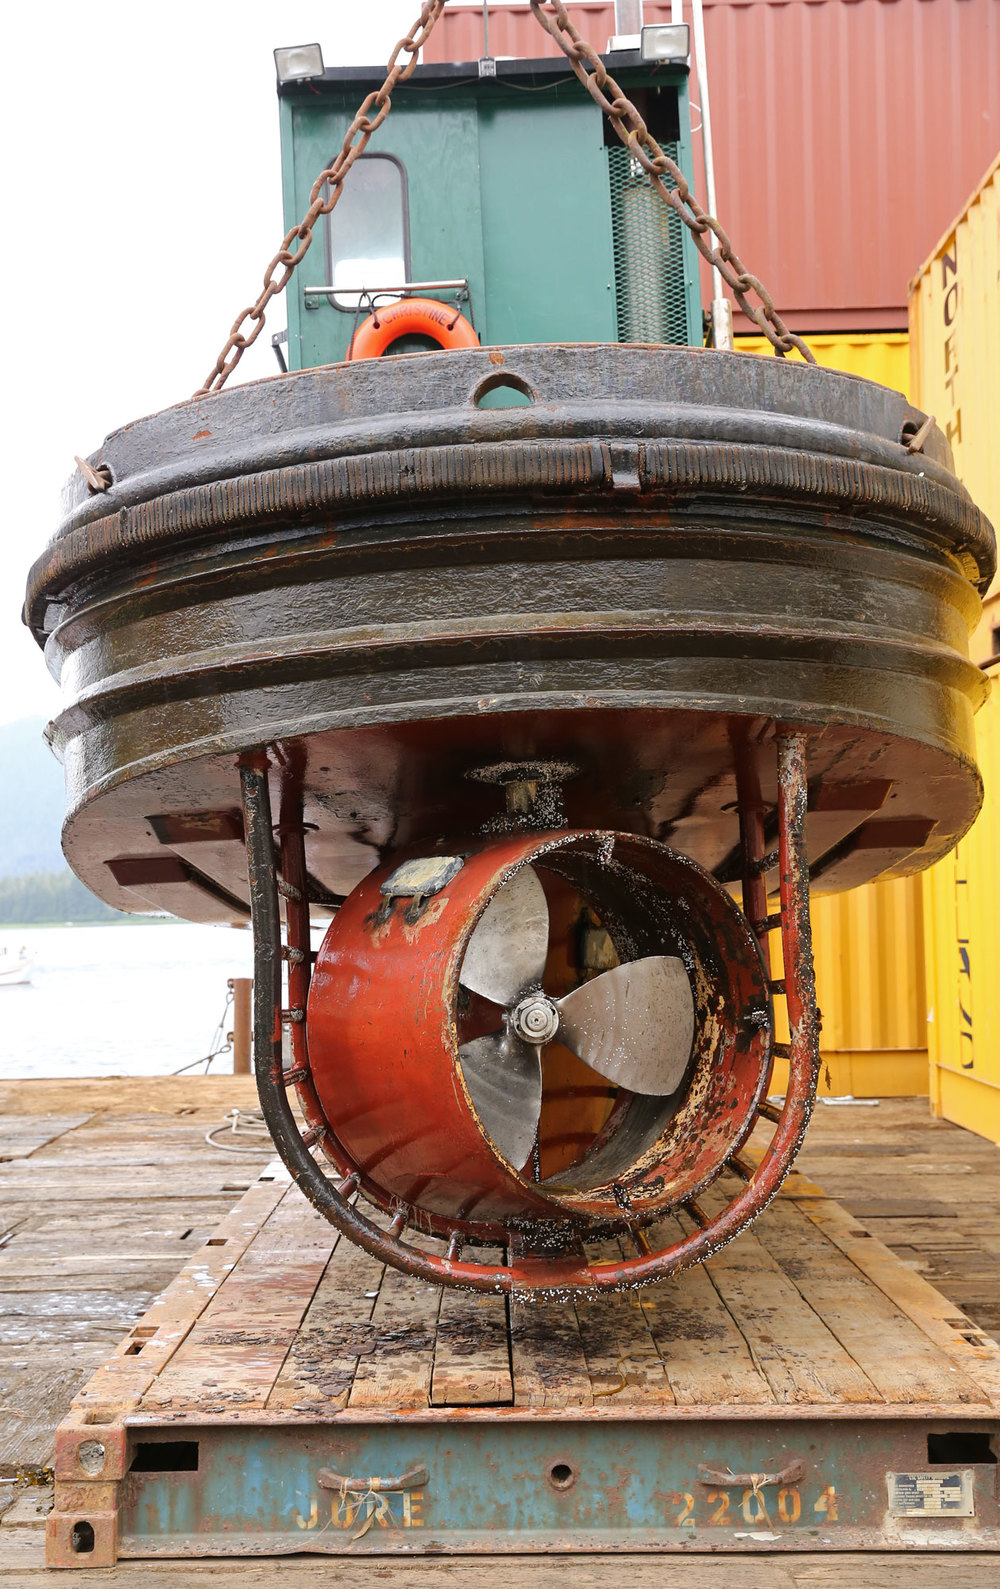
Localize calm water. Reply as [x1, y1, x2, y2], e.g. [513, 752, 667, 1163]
[0, 923, 256, 1078]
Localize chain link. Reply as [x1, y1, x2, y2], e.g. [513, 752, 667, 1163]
[196, 0, 812, 396]
[529, 0, 814, 362]
[195, 0, 449, 396]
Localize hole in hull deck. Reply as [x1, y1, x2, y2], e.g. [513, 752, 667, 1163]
[474, 373, 534, 408]
[927, 1431, 997, 1465]
[548, 1461, 577, 1490]
[70, 1522, 95, 1555]
[131, 1440, 200, 1472]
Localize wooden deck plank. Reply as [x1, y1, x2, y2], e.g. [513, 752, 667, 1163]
[431, 1254, 513, 1407]
[137, 1333, 299, 1410]
[347, 1261, 443, 1410]
[509, 1296, 594, 1409]
[0, 1243, 227, 1277]
[0, 1114, 91, 1161]
[797, 1195, 1000, 1400]
[0, 1287, 167, 1347]
[0, 1350, 109, 1470]
[144, 1234, 328, 1411]
[700, 1198, 881, 1406]
[4, 1524, 999, 1587]
[637, 1219, 774, 1406]
[753, 1200, 990, 1405]
[573, 1240, 674, 1405]
[268, 1235, 386, 1411]
[0, 1176, 270, 1206]
[69, 1179, 289, 1419]
[241, 1184, 338, 1257]
[13, 1202, 240, 1238]
[197, 1256, 329, 1330]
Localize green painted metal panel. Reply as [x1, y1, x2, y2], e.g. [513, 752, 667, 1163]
[285, 96, 486, 370]
[674, 75, 704, 348]
[389, 98, 485, 330]
[477, 91, 617, 344]
[278, 65, 704, 370]
[278, 95, 304, 372]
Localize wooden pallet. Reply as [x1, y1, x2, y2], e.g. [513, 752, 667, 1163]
[46, 1164, 1000, 1565]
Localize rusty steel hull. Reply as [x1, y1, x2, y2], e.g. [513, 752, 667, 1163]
[26, 343, 994, 922]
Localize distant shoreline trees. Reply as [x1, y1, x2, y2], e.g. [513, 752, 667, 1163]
[0, 869, 128, 924]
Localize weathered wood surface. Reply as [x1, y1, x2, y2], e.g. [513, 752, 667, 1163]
[574, 1240, 672, 1405]
[2, 1085, 1000, 1581]
[47, 1173, 999, 1427]
[0, 1115, 91, 1163]
[761, 1096, 1000, 1342]
[3, 1088, 1000, 1480]
[0, 1078, 259, 1116]
[347, 1262, 444, 1410]
[432, 1251, 512, 1407]
[268, 1235, 386, 1411]
[752, 1199, 987, 1405]
[0, 1085, 273, 1472]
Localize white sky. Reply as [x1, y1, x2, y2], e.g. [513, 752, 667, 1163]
[1, 1, 425, 727]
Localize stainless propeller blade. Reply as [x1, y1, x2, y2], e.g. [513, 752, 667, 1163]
[555, 956, 695, 1096]
[459, 865, 550, 1006]
[457, 1028, 542, 1168]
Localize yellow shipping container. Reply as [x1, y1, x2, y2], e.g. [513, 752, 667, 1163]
[735, 332, 911, 396]
[924, 671, 1000, 1144]
[909, 152, 1000, 663]
[911, 153, 1000, 1144]
[739, 332, 929, 1098]
[766, 873, 928, 1101]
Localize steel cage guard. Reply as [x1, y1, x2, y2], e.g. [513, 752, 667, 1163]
[239, 728, 821, 1294]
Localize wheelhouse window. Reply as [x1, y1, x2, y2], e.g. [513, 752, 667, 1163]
[326, 153, 410, 310]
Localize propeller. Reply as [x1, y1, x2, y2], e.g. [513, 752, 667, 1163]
[457, 865, 695, 1169]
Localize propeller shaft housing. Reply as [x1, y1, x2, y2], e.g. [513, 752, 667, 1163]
[306, 828, 772, 1242]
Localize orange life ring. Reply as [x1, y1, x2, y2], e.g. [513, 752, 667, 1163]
[348, 297, 480, 360]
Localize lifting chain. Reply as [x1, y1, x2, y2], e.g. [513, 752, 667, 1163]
[195, 0, 812, 397]
[195, 0, 449, 396]
[530, 0, 814, 363]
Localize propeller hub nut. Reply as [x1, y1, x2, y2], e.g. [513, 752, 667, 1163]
[511, 994, 560, 1046]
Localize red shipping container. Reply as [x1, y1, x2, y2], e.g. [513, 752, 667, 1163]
[422, 0, 1000, 331]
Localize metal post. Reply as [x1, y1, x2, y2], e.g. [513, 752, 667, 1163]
[689, 0, 733, 348]
[734, 735, 772, 978]
[229, 977, 252, 1074]
[238, 756, 284, 1099]
[775, 728, 820, 1079]
[614, 0, 644, 32]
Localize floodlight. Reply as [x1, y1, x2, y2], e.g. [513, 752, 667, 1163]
[274, 44, 325, 85]
[640, 24, 691, 62]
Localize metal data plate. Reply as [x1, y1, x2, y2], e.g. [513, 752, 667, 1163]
[380, 856, 464, 899]
[887, 1469, 975, 1518]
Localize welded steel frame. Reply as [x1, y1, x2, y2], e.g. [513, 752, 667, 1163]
[239, 722, 821, 1294]
[48, 1408, 1000, 1563]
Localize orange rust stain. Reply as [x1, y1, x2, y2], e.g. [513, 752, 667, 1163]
[193, 430, 212, 440]
[489, 351, 505, 367]
[365, 909, 396, 949]
[400, 896, 449, 943]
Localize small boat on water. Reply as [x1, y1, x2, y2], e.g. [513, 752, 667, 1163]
[0, 947, 33, 987]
